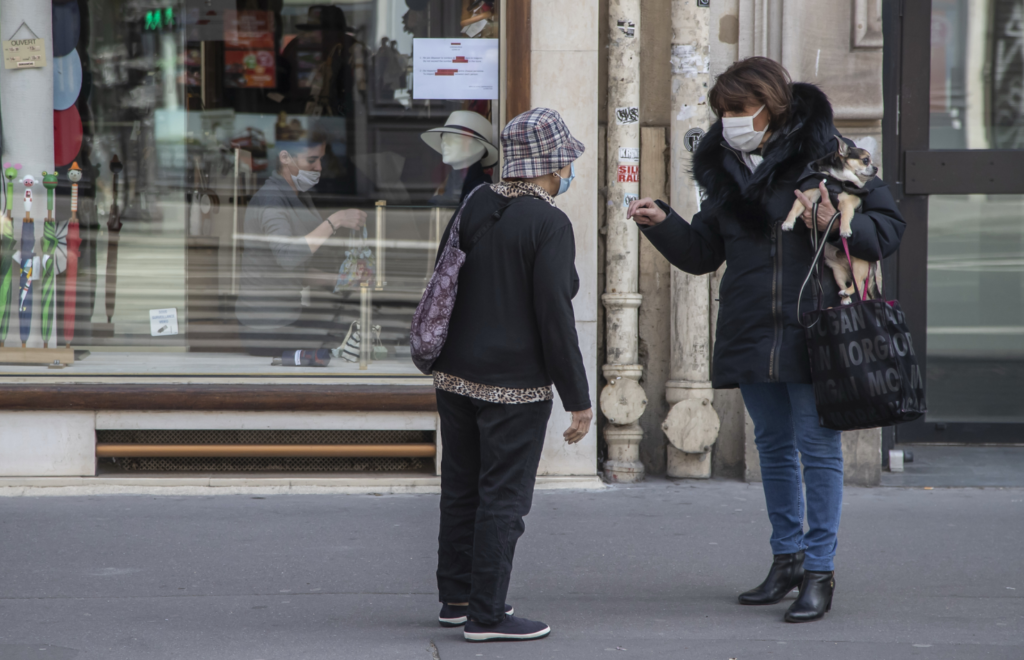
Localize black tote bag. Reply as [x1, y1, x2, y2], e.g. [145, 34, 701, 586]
[798, 207, 927, 431]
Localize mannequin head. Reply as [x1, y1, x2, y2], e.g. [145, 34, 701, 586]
[440, 133, 487, 170]
[421, 111, 499, 169]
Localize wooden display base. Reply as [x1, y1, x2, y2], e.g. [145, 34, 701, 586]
[0, 347, 76, 368]
[91, 323, 115, 338]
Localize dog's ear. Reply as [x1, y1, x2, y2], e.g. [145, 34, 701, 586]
[834, 135, 849, 157]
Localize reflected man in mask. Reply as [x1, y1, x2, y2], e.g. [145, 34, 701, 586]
[236, 129, 367, 357]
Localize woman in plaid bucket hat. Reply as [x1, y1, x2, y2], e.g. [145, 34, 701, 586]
[430, 108, 591, 642]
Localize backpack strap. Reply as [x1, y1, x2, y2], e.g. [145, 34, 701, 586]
[464, 198, 519, 253]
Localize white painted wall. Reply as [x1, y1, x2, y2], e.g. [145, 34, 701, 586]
[532, 0, 600, 476]
[0, 412, 94, 476]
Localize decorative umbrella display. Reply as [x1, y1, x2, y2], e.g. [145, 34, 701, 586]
[40, 172, 60, 347]
[63, 162, 82, 347]
[104, 155, 123, 326]
[0, 163, 20, 347]
[16, 175, 36, 348]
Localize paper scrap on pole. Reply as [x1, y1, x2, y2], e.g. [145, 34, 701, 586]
[413, 39, 499, 100]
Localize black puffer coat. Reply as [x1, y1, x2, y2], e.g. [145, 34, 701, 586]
[641, 83, 905, 389]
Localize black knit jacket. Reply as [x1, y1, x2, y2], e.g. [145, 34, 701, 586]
[431, 186, 591, 412]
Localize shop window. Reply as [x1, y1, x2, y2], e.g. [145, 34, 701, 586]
[5, 0, 501, 376]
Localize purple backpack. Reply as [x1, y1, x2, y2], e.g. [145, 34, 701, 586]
[410, 185, 514, 374]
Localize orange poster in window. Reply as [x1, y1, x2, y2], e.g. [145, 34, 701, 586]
[224, 10, 275, 50]
[225, 50, 276, 88]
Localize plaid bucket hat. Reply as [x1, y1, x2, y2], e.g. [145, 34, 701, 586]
[501, 108, 585, 179]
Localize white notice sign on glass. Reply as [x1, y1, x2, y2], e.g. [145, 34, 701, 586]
[412, 38, 499, 101]
[150, 308, 179, 337]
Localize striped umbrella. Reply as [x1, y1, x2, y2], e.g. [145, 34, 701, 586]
[17, 177, 36, 347]
[40, 172, 59, 347]
[17, 224, 34, 348]
[0, 163, 20, 347]
[63, 162, 82, 347]
[104, 155, 123, 325]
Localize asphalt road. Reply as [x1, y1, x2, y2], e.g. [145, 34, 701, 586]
[0, 479, 1021, 660]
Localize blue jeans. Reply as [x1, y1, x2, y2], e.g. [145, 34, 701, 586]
[740, 383, 843, 572]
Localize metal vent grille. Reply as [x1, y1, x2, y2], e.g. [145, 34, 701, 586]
[97, 430, 433, 473]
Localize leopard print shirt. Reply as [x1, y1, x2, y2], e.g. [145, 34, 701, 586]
[434, 372, 554, 405]
[490, 180, 557, 207]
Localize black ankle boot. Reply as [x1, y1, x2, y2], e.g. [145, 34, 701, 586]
[785, 571, 835, 623]
[738, 551, 805, 605]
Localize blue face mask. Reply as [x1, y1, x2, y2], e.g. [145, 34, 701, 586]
[556, 162, 575, 196]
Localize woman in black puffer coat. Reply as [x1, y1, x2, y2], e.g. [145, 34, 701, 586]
[629, 58, 904, 623]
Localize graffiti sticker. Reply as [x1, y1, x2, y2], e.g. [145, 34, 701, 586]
[684, 127, 705, 152]
[618, 147, 640, 163]
[615, 106, 640, 125]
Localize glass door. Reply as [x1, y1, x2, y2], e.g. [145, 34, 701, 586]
[892, 0, 1024, 442]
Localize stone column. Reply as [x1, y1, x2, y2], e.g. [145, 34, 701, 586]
[663, 0, 720, 479]
[601, 0, 646, 483]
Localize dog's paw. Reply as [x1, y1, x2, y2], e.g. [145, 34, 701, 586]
[841, 297, 854, 305]
[781, 220, 796, 232]
[840, 229, 853, 239]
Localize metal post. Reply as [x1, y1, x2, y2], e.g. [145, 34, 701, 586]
[427, 206, 441, 281]
[375, 200, 386, 291]
[359, 283, 371, 370]
[600, 0, 646, 483]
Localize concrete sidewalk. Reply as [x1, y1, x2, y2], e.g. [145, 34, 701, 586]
[0, 480, 1021, 660]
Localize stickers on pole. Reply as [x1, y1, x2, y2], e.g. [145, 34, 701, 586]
[684, 128, 705, 152]
[54, 106, 84, 167]
[618, 147, 639, 163]
[3, 38, 46, 69]
[623, 193, 639, 208]
[53, 50, 83, 110]
[617, 164, 639, 183]
[615, 107, 640, 125]
[617, 20, 636, 37]
[52, 1, 82, 58]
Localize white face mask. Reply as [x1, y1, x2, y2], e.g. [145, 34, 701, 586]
[291, 169, 320, 192]
[722, 105, 768, 153]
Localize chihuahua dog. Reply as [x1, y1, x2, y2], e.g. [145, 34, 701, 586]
[782, 136, 881, 304]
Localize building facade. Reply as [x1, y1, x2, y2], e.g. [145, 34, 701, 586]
[1, 0, 1019, 486]
[0, 0, 600, 484]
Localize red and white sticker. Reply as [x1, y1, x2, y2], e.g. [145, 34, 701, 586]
[617, 164, 639, 183]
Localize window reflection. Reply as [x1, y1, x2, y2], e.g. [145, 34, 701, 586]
[931, 0, 1024, 149]
[22, 0, 501, 376]
[927, 195, 1024, 422]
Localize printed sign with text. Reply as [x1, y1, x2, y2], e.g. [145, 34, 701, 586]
[413, 39, 499, 100]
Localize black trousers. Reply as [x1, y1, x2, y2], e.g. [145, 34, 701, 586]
[435, 389, 553, 626]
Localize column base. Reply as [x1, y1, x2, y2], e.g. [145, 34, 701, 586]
[604, 422, 645, 483]
[667, 446, 711, 479]
[603, 459, 645, 483]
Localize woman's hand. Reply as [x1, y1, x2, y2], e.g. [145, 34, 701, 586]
[794, 181, 839, 234]
[563, 408, 593, 445]
[329, 208, 367, 230]
[627, 198, 667, 227]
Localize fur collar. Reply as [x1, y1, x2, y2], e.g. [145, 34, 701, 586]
[692, 83, 836, 227]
